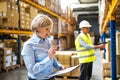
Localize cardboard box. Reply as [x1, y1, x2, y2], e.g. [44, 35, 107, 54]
[56, 51, 73, 65]
[103, 69, 111, 77]
[12, 55, 17, 61]
[71, 55, 79, 66]
[0, 48, 12, 56]
[71, 55, 80, 76]
[0, 42, 4, 48]
[38, 0, 46, 6]
[0, 1, 12, 17]
[0, 49, 4, 56]
[63, 54, 71, 65]
[12, 61, 17, 65]
[4, 48, 12, 56]
[3, 55, 12, 69]
[117, 55, 120, 75]
[0, 16, 2, 25]
[103, 62, 111, 70]
[71, 66, 80, 76]
[116, 32, 120, 55]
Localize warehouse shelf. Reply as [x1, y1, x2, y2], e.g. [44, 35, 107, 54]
[102, 0, 120, 31]
[58, 33, 74, 37]
[58, 33, 68, 37]
[0, 30, 33, 35]
[22, 0, 71, 24]
[0, 0, 76, 66]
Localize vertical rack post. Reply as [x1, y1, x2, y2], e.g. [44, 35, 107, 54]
[17, 35, 21, 64]
[17, 0, 21, 64]
[1, 33, 4, 42]
[57, 18, 60, 50]
[110, 16, 117, 80]
[56, 18, 59, 46]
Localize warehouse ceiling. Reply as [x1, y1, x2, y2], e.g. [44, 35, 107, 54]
[70, 0, 99, 15]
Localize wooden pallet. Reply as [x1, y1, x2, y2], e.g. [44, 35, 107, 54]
[56, 75, 78, 80]
[3, 64, 20, 72]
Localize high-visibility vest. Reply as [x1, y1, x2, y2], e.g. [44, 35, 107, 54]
[75, 33, 96, 63]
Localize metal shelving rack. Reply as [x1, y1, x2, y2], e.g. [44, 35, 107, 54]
[102, 0, 120, 31]
[101, 0, 120, 80]
[0, 0, 71, 35]
[23, 0, 71, 24]
[0, 0, 73, 65]
[23, 0, 72, 37]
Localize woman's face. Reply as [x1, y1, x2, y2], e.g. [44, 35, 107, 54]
[36, 26, 51, 39]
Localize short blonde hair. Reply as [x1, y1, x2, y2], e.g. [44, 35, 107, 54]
[31, 14, 53, 32]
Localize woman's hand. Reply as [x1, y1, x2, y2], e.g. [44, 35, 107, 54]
[48, 46, 58, 60]
[60, 65, 66, 70]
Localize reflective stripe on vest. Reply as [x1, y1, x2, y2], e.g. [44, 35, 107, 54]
[78, 53, 94, 58]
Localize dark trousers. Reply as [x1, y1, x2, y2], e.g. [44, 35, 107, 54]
[79, 62, 93, 80]
[28, 77, 55, 80]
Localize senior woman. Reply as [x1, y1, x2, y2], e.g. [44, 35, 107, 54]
[21, 14, 65, 80]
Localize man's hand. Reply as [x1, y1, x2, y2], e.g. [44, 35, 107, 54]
[94, 43, 105, 49]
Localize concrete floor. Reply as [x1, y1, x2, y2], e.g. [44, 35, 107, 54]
[0, 49, 103, 80]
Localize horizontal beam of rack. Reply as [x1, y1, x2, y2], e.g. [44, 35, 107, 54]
[0, 30, 33, 35]
[58, 33, 68, 37]
[102, 0, 120, 31]
[23, 0, 71, 24]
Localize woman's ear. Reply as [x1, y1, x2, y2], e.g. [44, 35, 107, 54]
[36, 30, 38, 33]
[34, 30, 38, 34]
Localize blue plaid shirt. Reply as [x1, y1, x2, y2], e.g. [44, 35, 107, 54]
[21, 34, 62, 80]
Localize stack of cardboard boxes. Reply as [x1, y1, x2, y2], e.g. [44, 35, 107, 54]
[116, 32, 120, 76]
[103, 38, 120, 80]
[0, 42, 18, 71]
[2, 48, 13, 69]
[55, 51, 80, 77]
[0, 0, 18, 29]
[71, 55, 80, 76]
[102, 40, 111, 80]
[103, 62, 111, 80]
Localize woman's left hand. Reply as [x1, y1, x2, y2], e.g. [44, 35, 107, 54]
[60, 66, 66, 70]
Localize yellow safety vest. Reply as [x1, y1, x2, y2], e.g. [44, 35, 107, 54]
[75, 33, 96, 63]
